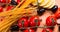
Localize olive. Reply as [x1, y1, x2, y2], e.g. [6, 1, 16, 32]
[10, 25, 19, 31]
[10, 0, 18, 5]
[37, 8, 45, 15]
[51, 5, 58, 13]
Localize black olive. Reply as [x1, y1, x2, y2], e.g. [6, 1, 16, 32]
[51, 5, 58, 13]
[10, 0, 18, 5]
[37, 8, 45, 15]
[10, 25, 19, 31]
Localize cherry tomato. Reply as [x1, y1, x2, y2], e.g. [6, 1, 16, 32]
[55, 8, 60, 18]
[7, 0, 11, 3]
[29, 16, 40, 27]
[17, 0, 20, 4]
[6, 6, 13, 11]
[0, 6, 3, 12]
[42, 28, 52, 32]
[55, 12, 60, 18]
[18, 17, 29, 28]
[0, 0, 6, 3]
[23, 29, 35, 32]
[46, 16, 57, 26]
[22, 16, 29, 19]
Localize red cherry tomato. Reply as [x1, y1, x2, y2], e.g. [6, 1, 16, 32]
[7, 0, 11, 3]
[18, 17, 29, 28]
[17, 0, 20, 4]
[6, 6, 13, 11]
[23, 29, 35, 32]
[0, 0, 6, 3]
[46, 16, 57, 26]
[22, 16, 29, 19]
[42, 28, 52, 32]
[55, 12, 60, 18]
[55, 8, 60, 18]
[29, 16, 40, 27]
[0, 6, 3, 12]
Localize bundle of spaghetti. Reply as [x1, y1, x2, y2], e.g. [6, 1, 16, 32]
[0, 0, 37, 32]
[0, 0, 34, 26]
[0, 0, 36, 24]
[0, 1, 36, 30]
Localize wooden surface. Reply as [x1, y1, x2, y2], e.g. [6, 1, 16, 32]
[56, 0, 60, 7]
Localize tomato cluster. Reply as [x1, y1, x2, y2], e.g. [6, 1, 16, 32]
[10, 16, 41, 32]
[18, 16, 40, 32]
[10, 8, 60, 32]
[43, 8, 60, 27]
[44, 8, 60, 32]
